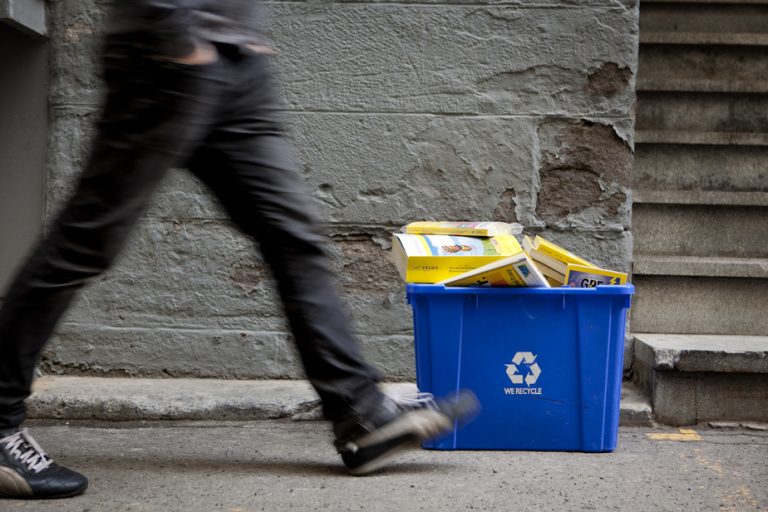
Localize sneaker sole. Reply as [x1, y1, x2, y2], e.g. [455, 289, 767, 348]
[346, 433, 421, 476]
[0, 484, 88, 500]
[343, 408, 454, 476]
[0, 466, 33, 498]
[0, 466, 88, 499]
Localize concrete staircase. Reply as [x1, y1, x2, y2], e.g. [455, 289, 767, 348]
[630, 0, 768, 424]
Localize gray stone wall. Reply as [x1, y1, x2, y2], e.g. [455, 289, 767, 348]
[42, 0, 639, 380]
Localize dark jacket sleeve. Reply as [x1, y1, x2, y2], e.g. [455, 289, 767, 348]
[105, 1, 199, 58]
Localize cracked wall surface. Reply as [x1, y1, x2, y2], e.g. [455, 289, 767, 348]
[42, 0, 639, 380]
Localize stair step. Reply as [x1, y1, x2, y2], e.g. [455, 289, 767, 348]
[643, 0, 768, 5]
[633, 145, 768, 191]
[620, 382, 654, 427]
[633, 190, 768, 206]
[640, 33, 768, 45]
[638, 45, 768, 92]
[632, 1, 768, 426]
[636, 92, 768, 133]
[633, 203, 768, 257]
[631, 333, 768, 425]
[633, 255, 768, 278]
[634, 333, 768, 373]
[641, 3, 768, 36]
[637, 78, 768, 94]
[631, 275, 768, 335]
[636, 130, 768, 146]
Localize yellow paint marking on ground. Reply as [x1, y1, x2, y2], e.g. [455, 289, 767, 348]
[697, 455, 724, 474]
[646, 428, 702, 442]
[720, 485, 761, 511]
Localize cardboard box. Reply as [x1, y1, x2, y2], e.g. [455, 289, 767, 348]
[391, 233, 522, 283]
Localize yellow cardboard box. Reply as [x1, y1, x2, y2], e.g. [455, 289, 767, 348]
[391, 233, 523, 283]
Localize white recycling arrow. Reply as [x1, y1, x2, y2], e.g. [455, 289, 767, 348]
[506, 352, 541, 387]
[505, 364, 524, 384]
[512, 352, 536, 365]
[525, 362, 541, 386]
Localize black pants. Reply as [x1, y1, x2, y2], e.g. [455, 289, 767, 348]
[0, 39, 384, 431]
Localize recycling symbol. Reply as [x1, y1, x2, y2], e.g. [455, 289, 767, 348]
[505, 352, 541, 386]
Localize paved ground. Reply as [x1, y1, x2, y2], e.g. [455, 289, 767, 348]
[3, 421, 766, 511]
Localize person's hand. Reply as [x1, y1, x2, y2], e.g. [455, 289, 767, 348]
[245, 43, 275, 55]
[155, 41, 219, 65]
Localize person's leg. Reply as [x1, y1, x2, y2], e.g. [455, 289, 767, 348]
[186, 47, 385, 425]
[187, 48, 479, 475]
[0, 36, 221, 498]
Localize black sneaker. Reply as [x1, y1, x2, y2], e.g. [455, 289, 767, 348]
[0, 429, 88, 499]
[335, 390, 479, 476]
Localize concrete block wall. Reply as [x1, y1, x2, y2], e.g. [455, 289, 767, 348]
[41, 0, 639, 380]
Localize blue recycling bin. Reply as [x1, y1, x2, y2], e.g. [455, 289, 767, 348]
[407, 284, 634, 452]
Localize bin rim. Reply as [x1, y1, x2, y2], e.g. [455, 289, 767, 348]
[406, 283, 634, 296]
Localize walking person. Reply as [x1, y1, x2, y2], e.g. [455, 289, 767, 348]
[0, 1, 477, 499]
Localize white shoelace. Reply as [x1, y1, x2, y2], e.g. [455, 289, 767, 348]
[1, 429, 53, 473]
[392, 392, 438, 411]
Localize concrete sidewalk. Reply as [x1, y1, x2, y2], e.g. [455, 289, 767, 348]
[6, 421, 768, 511]
[27, 376, 654, 426]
